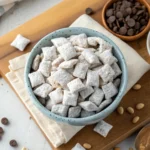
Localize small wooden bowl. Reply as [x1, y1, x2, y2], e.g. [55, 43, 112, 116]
[102, 0, 150, 41]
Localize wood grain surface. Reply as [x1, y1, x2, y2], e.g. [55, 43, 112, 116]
[0, 0, 150, 150]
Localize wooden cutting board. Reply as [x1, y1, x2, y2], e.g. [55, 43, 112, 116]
[0, 0, 150, 149]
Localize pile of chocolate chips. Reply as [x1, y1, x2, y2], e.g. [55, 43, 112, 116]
[105, 0, 149, 36]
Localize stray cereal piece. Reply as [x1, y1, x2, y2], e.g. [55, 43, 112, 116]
[79, 101, 98, 112]
[38, 60, 51, 77]
[57, 42, 77, 61]
[21, 147, 28, 150]
[59, 59, 78, 69]
[73, 61, 89, 79]
[72, 143, 86, 150]
[28, 71, 45, 88]
[42, 46, 57, 61]
[136, 103, 145, 110]
[52, 69, 74, 87]
[67, 78, 85, 93]
[11, 34, 30, 51]
[52, 56, 64, 67]
[86, 70, 99, 87]
[82, 49, 100, 65]
[70, 33, 88, 48]
[49, 88, 63, 104]
[63, 90, 78, 106]
[68, 106, 81, 118]
[97, 99, 112, 112]
[99, 64, 115, 83]
[113, 78, 121, 88]
[32, 54, 41, 71]
[80, 86, 94, 99]
[89, 88, 104, 106]
[34, 83, 53, 98]
[94, 120, 113, 137]
[102, 82, 118, 99]
[46, 76, 60, 89]
[111, 63, 122, 79]
[51, 37, 69, 48]
[51, 104, 69, 117]
[80, 110, 95, 118]
[127, 107, 134, 114]
[98, 39, 112, 53]
[98, 50, 118, 65]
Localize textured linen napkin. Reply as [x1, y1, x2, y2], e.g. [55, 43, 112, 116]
[0, 0, 22, 17]
[6, 14, 150, 148]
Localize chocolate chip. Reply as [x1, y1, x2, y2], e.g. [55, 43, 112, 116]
[126, 7, 132, 15]
[85, 8, 94, 15]
[132, 15, 138, 20]
[132, 7, 137, 14]
[108, 23, 113, 29]
[1, 118, 9, 125]
[10, 140, 18, 147]
[127, 18, 135, 27]
[108, 16, 116, 23]
[135, 2, 140, 6]
[135, 22, 140, 29]
[127, 28, 134, 36]
[137, 10, 144, 16]
[116, 20, 120, 28]
[125, 15, 130, 21]
[0, 127, 4, 134]
[140, 19, 146, 25]
[116, 11, 123, 18]
[119, 27, 127, 35]
[106, 9, 114, 17]
[113, 26, 118, 32]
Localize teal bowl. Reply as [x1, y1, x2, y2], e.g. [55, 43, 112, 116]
[24, 27, 128, 126]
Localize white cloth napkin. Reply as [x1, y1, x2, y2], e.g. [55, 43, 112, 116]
[0, 0, 21, 17]
[6, 14, 150, 148]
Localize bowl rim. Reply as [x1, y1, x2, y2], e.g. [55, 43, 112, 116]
[147, 31, 150, 55]
[24, 27, 128, 125]
[102, 0, 150, 41]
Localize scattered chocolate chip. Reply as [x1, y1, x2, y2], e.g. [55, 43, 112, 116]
[127, 28, 134, 36]
[127, 18, 135, 27]
[10, 140, 18, 147]
[85, 8, 94, 15]
[1, 118, 9, 125]
[106, 9, 114, 17]
[0, 127, 4, 134]
[119, 27, 127, 35]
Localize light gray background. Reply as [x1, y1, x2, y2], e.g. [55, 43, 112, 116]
[0, 0, 137, 149]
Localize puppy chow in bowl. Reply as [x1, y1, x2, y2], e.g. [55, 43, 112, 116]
[28, 33, 122, 118]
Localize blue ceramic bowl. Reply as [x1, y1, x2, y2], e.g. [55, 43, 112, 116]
[24, 27, 128, 126]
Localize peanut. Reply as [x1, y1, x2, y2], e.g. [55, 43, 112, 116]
[133, 84, 141, 90]
[22, 148, 28, 150]
[132, 116, 140, 124]
[117, 106, 124, 115]
[83, 143, 92, 149]
[127, 107, 134, 114]
[114, 147, 121, 150]
[136, 103, 145, 110]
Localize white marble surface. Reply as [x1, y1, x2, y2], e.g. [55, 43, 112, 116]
[0, 0, 138, 150]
